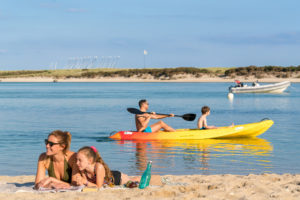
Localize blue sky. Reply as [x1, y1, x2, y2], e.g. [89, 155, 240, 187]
[1, 0, 300, 70]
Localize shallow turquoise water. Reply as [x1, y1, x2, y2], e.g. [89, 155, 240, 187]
[0, 82, 299, 176]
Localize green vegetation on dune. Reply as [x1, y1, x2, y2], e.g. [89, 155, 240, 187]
[0, 67, 225, 79]
[0, 70, 51, 77]
[0, 68, 121, 78]
[0, 65, 299, 79]
[225, 65, 300, 78]
[78, 67, 215, 79]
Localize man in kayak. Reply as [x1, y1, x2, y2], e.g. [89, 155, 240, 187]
[135, 99, 176, 133]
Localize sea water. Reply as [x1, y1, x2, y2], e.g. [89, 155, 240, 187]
[0, 82, 299, 176]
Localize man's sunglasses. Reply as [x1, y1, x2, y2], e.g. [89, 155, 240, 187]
[45, 139, 61, 147]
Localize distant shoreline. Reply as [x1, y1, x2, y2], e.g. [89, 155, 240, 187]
[0, 66, 299, 82]
[1, 76, 300, 83]
[0, 66, 300, 82]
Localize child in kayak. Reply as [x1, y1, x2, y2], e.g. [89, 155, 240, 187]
[198, 106, 234, 129]
[75, 146, 139, 188]
[197, 106, 218, 129]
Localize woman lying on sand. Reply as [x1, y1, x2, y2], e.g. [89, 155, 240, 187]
[75, 146, 140, 188]
[34, 130, 80, 189]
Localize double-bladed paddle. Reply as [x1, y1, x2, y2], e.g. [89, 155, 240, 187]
[127, 107, 196, 121]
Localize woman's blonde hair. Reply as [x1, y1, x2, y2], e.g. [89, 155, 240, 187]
[78, 146, 114, 185]
[48, 130, 72, 154]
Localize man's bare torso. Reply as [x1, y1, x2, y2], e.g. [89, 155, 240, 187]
[135, 114, 146, 131]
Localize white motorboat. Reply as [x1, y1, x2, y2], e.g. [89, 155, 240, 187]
[229, 81, 291, 93]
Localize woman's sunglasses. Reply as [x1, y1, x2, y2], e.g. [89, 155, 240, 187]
[45, 139, 61, 147]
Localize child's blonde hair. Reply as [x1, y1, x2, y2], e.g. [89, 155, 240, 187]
[78, 146, 114, 185]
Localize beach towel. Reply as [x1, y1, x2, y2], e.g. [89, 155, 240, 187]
[0, 181, 84, 193]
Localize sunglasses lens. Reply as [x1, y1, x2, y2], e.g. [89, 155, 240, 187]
[45, 139, 55, 147]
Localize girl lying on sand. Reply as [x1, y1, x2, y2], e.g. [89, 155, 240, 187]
[75, 146, 140, 188]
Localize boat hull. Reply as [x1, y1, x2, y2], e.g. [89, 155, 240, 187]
[109, 119, 274, 140]
[230, 81, 290, 93]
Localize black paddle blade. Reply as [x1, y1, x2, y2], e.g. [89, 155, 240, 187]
[127, 108, 144, 115]
[182, 113, 196, 121]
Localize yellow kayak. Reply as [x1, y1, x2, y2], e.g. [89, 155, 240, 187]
[109, 119, 274, 140]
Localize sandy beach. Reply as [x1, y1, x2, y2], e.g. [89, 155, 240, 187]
[1, 174, 299, 200]
[1, 76, 300, 83]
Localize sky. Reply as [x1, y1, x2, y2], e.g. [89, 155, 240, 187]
[1, 0, 300, 70]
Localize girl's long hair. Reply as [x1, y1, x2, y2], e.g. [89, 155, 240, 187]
[78, 146, 114, 185]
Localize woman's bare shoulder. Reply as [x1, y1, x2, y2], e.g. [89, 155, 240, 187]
[38, 153, 50, 168]
[66, 151, 77, 164]
[66, 151, 76, 157]
[38, 152, 48, 161]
